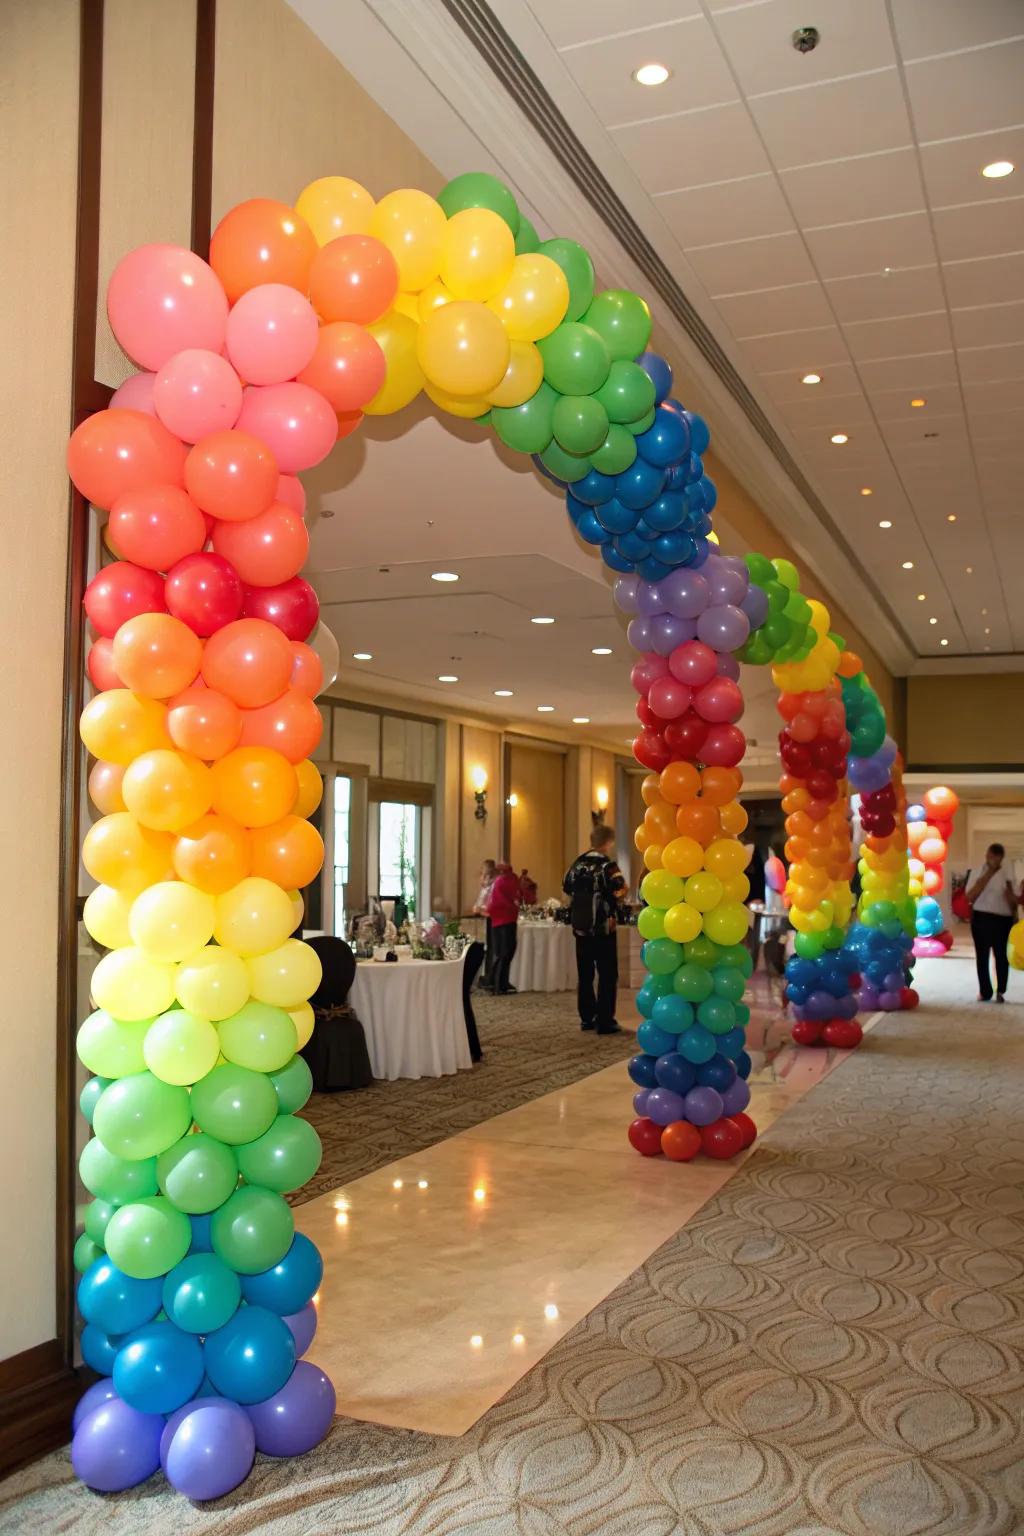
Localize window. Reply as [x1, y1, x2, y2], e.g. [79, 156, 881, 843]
[332, 774, 352, 939]
[378, 801, 420, 917]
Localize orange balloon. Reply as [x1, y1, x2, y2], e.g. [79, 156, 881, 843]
[643, 843, 664, 871]
[83, 812, 173, 893]
[644, 804, 677, 844]
[88, 637, 123, 691]
[719, 800, 748, 837]
[293, 758, 323, 818]
[838, 650, 862, 678]
[788, 811, 814, 840]
[210, 746, 298, 828]
[201, 618, 293, 708]
[700, 767, 740, 807]
[67, 408, 187, 510]
[923, 785, 959, 819]
[184, 430, 278, 522]
[308, 235, 399, 325]
[640, 773, 662, 808]
[172, 812, 251, 894]
[122, 749, 212, 832]
[88, 760, 126, 815]
[167, 684, 242, 760]
[907, 821, 927, 850]
[289, 644, 323, 700]
[111, 613, 202, 699]
[660, 760, 700, 806]
[211, 503, 309, 588]
[296, 321, 386, 413]
[249, 815, 325, 889]
[209, 198, 317, 303]
[237, 689, 322, 763]
[80, 689, 171, 766]
[634, 824, 650, 853]
[676, 801, 720, 846]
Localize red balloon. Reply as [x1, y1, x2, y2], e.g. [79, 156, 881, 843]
[242, 577, 319, 641]
[289, 642, 323, 699]
[211, 503, 309, 587]
[822, 1019, 863, 1050]
[900, 987, 920, 1010]
[664, 712, 708, 759]
[238, 688, 323, 763]
[700, 1117, 745, 1160]
[106, 483, 207, 572]
[780, 741, 812, 777]
[791, 1019, 823, 1046]
[165, 552, 244, 636]
[635, 698, 669, 731]
[630, 653, 669, 695]
[87, 637, 123, 691]
[694, 677, 742, 724]
[647, 676, 692, 721]
[700, 723, 745, 768]
[730, 1111, 757, 1149]
[296, 320, 387, 412]
[668, 640, 717, 688]
[632, 729, 670, 773]
[627, 1117, 663, 1157]
[67, 409, 188, 510]
[661, 1120, 702, 1161]
[84, 562, 166, 637]
[806, 769, 838, 802]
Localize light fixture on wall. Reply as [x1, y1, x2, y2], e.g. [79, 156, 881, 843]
[470, 764, 488, 823]
[592, 783, 609, 825]
[507, 792, 518, 809]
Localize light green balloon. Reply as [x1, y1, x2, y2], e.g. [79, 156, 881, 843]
[625, 406, 657, 437]
[538, 439, 592, 483]
[104, 1195, 191, 1280]
[74, 1232, 104, 1274]
[636, 906, 665, 941]
[211, 1185, 294, 1274]
[92, 1071, 192, 1161]
[84, 1197, 117, 1246]
[157, 1132, 239, 1214]
[80, 1076, 110, 1126]
[552, 394, 609, 455]
[268, 1055, 313, 1116]
[77, 1010, 150, 1079]
[143, 1009, 220, 1086]
[190, 1063, 279, 1146]
[236, 1116, 322, 1194]
[80, 1136, 159, 1204]
[582, 289, 652, 362]
[217, 1001, 297, 1074]
[490, 379, 556, 455]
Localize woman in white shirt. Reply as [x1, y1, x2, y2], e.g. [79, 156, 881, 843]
[967, 844, 1019, 1002]
[473, 859, 496, 990]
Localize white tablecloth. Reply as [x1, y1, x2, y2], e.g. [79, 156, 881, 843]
[509, 922, 577, 993]
[350, 956, 472, 1081]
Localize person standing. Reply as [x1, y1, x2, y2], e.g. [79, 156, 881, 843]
[488, 862, 521, 995]
[967, 843, 1018, 1002]
[563, 824, 627, 1035]
[473, 858, 496, 989]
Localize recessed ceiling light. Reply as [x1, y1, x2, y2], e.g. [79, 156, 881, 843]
[592, 646, 612, 655]
[878, 519, 892, 529]
[910, 398, 926, 408]
[985, 645, 991, 651]
[982, 160, 1014, 179]
[802, 373, 821, 385]
[494, 689, 513, 697]
[531, 616, 555, 625]
[437, 674, 459, 683]
[947, 514, 957, 522]
[831, 433, 849, 444]
[929, 617, 938, 625]
[537, 705, 554, 713]
[940, 638, 949, 646]
[917, 593, 926, 601]
[352, 652, 373, 661]
[860, 487, 873, 496]
[984, 627, 991, 635]
[572, 716, 590, 724]
[901, 560, 914, 569]
[966, 566, 973, 574]
[634, 62, 671, 86]
[431, 571, 459, 583]
[981, 607, 988, 615]
[883, 266, 894, 275]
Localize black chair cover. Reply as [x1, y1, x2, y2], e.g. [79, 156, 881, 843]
[462, 941, 485, 1063]
[301, 936, 372, 1091]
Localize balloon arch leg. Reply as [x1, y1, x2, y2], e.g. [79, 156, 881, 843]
[66, 171, 910, 1496]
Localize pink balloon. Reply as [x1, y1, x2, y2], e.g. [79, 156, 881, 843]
[630, 652, 669, 695]
[225, 284, 320, 386]
[647, 676, 692, 720]
[693, 677, 743, 724]
[107, 244, 228, 370]
[236, 383, 337, 473]
[668, 639, 717, 688]
[276, 475, 306, 515]
[153, 350, 243, 443]
[110, 371, 157, 416]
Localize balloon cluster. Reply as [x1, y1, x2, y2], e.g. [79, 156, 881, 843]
[907, 786, 959, 957]
[737, 555, 817, 667]
[850, 738, 918, 1013]
[1009, 920, 1024, 974]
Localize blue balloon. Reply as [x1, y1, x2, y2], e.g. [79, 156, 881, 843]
[572, 467, 617, 506]
[203, 1306, 295, 1406]
[678, 1024, 717, 1065]
[735, 1049, 752, 1080]
[614, 529, 652, 561]
[684, 410, 710, 455]
[636, 405, 690, 468]
[696, 1055, 737, 1092]
[600, 544, 634, 572]
[651, 994, 694, 1033]
[691, 537, 710, 567]
[654, 1052, 697, 1096]
[637, 350, 673, 404]
[113, 1321, 205, 1415]
[189, 1213, 213, 1253]
[906, 803, 927, 821]
[239, 1233, 323, 1317]
[78, 1259, 162, 1338]
[634, 985, 661, 1019]
[633, 518, 660, 542]
[653, 531, 696, 566]
[627, 1052, 659, 1089]
[594, 496, 639, 534]
[682, 453, 704, 486]
[786, 984, 809, 1006]
[615, 458, 666, 510]
[701, 477, 718, 513]
[565, 492, 587, 524]
[81, 1322, 122, 1377]
[786, 957, 817, 988]
[716, 1026, 747, 1059]
[576, 509, 609, 546]
[162, 1253, 242, 1336]
[644, 492, 686, 531]
[637, 1021, 676, 1058]
[637, 555, 671, 582]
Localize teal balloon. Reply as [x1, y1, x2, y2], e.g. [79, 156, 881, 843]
[595, 359, 655, 424]
[236, 1115, 322, 1194]
[162, 1252, 241, 1334]
[711, 965, 746, 1003]
[538, 322, 610, 394]
[211, 1185, 294, 1275]
[673, 962, 714, 1002]
[538, 439, 592, 483]
[650, 994, 694, 1034]
[438, 171, 520, 234]
[514, 215, 539, 255]
[625, 406, 657, 436]
[537, 237, 594, 321]
[80, 1076, 110, 1126]
[582, 289, 652, 361]
[190, 1063, 278, 1146]
[590, 423, 636, 475]
[269, 1055, 313, 1116]
[74, 1232, 105, 1274]
[157, 1132, 239, 1214]
[697, 996, 737, 1035]
[84, 1197, 117, 1246]
[552, 394, 608, 455]
[78, 1257, 162, 1336]
[92, 1072, 192, 1161]
[490, 380, 556, 454]
[643, 937, 683, 976]
[678, 1025, 716, 1065]
[80, 1136, 158, 1205]
[104, 1195, 191, 1280]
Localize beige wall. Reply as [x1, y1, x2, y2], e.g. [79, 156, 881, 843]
[508, 745, 567, 904]
[459, 725, 502, 911]
[907, 675, 1024, 768]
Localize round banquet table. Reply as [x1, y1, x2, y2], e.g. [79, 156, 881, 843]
[349, 955, 473, 1081]
[509, 921, 576, 993]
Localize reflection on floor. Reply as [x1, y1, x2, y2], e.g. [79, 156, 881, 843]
[297, 971, 873, 1435]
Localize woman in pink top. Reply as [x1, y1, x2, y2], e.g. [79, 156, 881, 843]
[487, 863, 521, 994]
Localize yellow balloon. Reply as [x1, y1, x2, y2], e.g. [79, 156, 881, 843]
[80, 690, 171, 767]
[661, 836, 704, 879]
[129, 881, 216, 963]
[176, 944, 250, 1021]
[286, 888, 305, 930]
[416, 301, 510, 398]
[370, 188, 446, 292]
[364, 310, 424, 415]
[293, 759, 323, 820]
[418, 279, 453, 320]
[486, 340, 544, 407]
[807, 599, 831, 637]
[289, 1001, 315, 1050]
[247, 938, 323, 1009]
[721, 873, 750, 904]
[663, 901, 703, 944]
[684, 871, 724, 913]
[702, 901, 750, 947]
[439, 208, 515, 302]
[122, 749, 212, 833]
[295, 175, 374, 245]
[143, 1008, 220, 1085]
[391, 292, 421, 321]
[424, 382, 490, 419]
[488, 253, 570, 341]
[82, 813, 174, 894]
[704, 839, 749, 878]
[643, 842, 663, 871]
[214, 877, 296, 958]
[91, 946, 177, 1021]
[83, 885, 134, 949]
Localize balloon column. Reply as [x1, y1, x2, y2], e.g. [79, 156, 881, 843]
[907, 786, 959, 957]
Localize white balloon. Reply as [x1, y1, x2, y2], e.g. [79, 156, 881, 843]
[310, 622, 340, 693]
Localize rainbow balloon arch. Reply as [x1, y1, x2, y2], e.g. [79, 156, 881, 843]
[67, 169, 915, 1498]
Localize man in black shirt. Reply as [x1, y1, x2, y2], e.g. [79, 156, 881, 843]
[563, 823, 627, 1035]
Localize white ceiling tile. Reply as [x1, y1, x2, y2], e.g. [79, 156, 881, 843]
[932, 196, 1024, 262]
[804, 210, 937, 279]
[529, 0, 700, 50]
[943, 251, 1024, 308]
[843, 310, 953, 363]
[565, 17, 736, 127]
[964, 377, 1024, 413]
[715, 281, 834, 336]
[748, 70, 912, 169]
[857, 352, 959, 391]
[891, 0, 1024, 61]
[741, 324, 851, 372]
[970, 406, 1024, 441]
[903, 39, 1024, 143]
[959, 341, 1024, 382]
[776, 391, 874, 429]
[759, 360, 861, 400]
[882, 412, 968, 447]
[656, 174, 794, 247]
[711, 0, 896, 97]
[685, 228, 815, 291]
[919, 127, 1024, 207]
[612, 101, 770, 192]
[825, 265, 945, 323]
[952, 301, 1024, 350]
[781, 147, 922, 228]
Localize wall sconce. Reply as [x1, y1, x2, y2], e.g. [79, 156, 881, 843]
[507, 792, 518, 809]
[592, 784, 609, 825]
[470, 765, 488, 823]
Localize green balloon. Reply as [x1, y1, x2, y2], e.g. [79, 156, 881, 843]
[538, 440, 592, 482]
[745, 552, 775, 586]
[84, 1197, 117, 1246]
[590, 423, 636, 475]
[716, 944, 754, 979]
[438, 171, 520, 234]
[711, 965, 746, 1003]
[74, 1232, 104, 1274]
[537, 237, 594, 321]
[162, 1252, 241, 1334]
[538, 322, 610, 394]
[625, 406, 657, 437]
[595, 360, 656, 424]
[829, 630, 846, 652]
[80, 1135, 159, 1204]
[683, 936, 722, 968]
[582, 289, 652, 362]
[784, 592, 811, 625]
[80, 1075, 110, 1126]
[794, 931, 824, 961]
[191, 1063, 279, 1146]
[697, 996, 736, 1035]
[217, 1001, 297, 1074]
[643, 937, 683, 976]
[765, 580, 789, 615]
[157, 1132, 239, 1214]
[236, 1115, 322, 1194]
[211, 1185, 294, 1275]
[761, 614, 790, 650]
[269, 1055, 313, 1116]
[78, 1010, 151, 1079]
[514, 215, 539, 255]
[552, 393, 608, 455]
[673, 962, 715, 1003]
[105, 1195, 191, 1280]
[772, 557, 799, 590]
[636, 905, 665, 941]
[491, 380, 556, 454]
[93, 1072, 192, 1161]
[740, 633, 772, 667]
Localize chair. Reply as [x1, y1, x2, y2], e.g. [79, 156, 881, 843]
[462, 941, 485, 1063]
[302, 935, 372, 1091]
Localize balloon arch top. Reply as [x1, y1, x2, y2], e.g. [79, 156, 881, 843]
[66, 170, 912, 1497]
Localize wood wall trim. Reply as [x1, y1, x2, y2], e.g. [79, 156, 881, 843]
[0, 1342, 85, 1478]
[191, 0, 216, 256]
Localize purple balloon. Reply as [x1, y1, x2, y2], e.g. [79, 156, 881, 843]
[632, 1089, 650, 1116]
[882, 971, 903, 993]
[683, 1086, 724, 1126]
[741, 584, 769, 628]
[658, 567, 709, 619]
[719, 1078, 751, 1117]
[696, 604, 750, 653]
[73, 1379, 118, 1434]
[247, 1361, 336, 1457]
[646, 1087, 686, 1127]
[804, 990, 833, 1022]
[626, 616, 651, 651]
[161, 1393, 232, 1468]
[650, 612, 696, 655]
[834, 993, 858, 1020]
[71, 1396, 163, 1492]
[284, 1301, 318, 1359]
[164, 1398, 256, 1500]
[878, 990, 902, 1011]
[716, 652, 741, 681]
[704, 555, 748, 607]
[613, 575, 639, 613]
[636, 579, 665, 617]
[857, 985, 879, 1011]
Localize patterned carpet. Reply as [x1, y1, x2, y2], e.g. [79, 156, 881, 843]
[4, 955, 1024, 1535]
